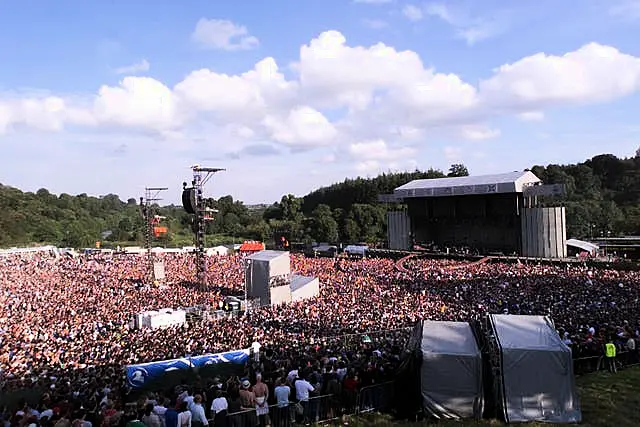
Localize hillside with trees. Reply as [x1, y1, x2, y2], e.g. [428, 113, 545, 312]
[0, 155, 638, 248]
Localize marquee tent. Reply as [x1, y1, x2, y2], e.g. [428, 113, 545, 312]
[489, 315, 581, 423]
[395, 320, 483, 420]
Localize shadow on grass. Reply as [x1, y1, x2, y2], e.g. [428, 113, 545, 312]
[341, 366, 640, 427]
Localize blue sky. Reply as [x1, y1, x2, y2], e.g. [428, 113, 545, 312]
[1, 0, 639, 204]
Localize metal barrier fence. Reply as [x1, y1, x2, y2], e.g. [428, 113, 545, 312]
[573, 350, 639, 375]
[356, 382, 395, 414]
[211, 383, 395, 426]
[220, 394, 343, 427]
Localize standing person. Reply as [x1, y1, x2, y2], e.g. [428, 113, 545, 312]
[238, 380, 257, 427]
[141, 404, 161, 427]
[210, 390, 228, 427]
[163, 401, 178, 427]
[605, 336, 618, 374]
[294, 375, 316, 424]
[273, 378, 292, 427]
[253, 374, 270, 427]
[177, 403, 191, 427]
[189, 396, 207, 427]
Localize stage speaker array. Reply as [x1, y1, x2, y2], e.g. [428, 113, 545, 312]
[182, 188, 196, 214]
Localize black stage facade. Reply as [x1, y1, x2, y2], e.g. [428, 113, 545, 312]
[407, 193, 523, 253]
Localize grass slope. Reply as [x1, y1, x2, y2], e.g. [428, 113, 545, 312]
[344, 366, 640, 426]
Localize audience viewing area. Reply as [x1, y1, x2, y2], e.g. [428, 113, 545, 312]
[1, 242, 639, 426]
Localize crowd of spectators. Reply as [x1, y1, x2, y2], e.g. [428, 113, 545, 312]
[1, 251, 639, 426]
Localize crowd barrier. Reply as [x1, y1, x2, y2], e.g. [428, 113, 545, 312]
[573, 350, 639, 375]
[211, 382, 395, 427]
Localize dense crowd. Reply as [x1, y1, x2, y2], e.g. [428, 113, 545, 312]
[1, 251, 639, 426]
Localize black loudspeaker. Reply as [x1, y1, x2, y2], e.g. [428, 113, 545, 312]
[182, 188, 196, 214]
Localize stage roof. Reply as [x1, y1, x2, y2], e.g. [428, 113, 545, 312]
[394, 171, 541, 198]
[566, 239, 598, 253]
[246, 250, 288, 261]
[290, 274, 317, 292]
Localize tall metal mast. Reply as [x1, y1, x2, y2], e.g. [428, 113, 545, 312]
[141, 187, 168, 284]
[191, 166, 225, 290]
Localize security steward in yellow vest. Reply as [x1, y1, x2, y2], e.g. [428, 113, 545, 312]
[605, 339, 617, 373]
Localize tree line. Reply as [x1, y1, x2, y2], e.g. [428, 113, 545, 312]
[0, 155, 637, 248]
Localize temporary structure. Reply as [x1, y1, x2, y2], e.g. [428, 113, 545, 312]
[489, 315, 581, 423]
[395, 320, 483, 420]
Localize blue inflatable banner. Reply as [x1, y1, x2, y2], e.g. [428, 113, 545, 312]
[126, 349, 250, 388]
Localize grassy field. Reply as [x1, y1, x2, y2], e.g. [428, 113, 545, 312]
[342, 366, 640, 426]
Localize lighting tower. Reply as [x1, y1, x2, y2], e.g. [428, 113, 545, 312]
[189, 165, 225, 290]
[140, 187, 168, 284]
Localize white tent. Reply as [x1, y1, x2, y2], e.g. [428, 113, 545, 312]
[207, 246, 229, 256]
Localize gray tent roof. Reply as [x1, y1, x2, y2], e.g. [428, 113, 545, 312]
[395, 171, 540, 192]
[246, 250, 289, 262]
[290, 274, 316, 292]
[491, 315, 568, 351]
[566, 238, 598, 252]
[421, 320, 480, 356]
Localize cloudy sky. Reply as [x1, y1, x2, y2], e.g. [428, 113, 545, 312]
[1, 0, 639, 204]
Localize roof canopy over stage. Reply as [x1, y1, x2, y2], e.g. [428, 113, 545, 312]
[393, 171, 542, 199]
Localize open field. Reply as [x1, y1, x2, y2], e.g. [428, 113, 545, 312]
[341, 366, 640, 426]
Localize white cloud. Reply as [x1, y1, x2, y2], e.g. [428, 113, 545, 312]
[191, 18, 259, 51]
[443, 146, 463, 162]
[423, 3, 506, 45]
[349, 139, 417, 175]
[479, 43, 640, 108]
[115, 59, 150, 75]
[262, 107, 337, 146]
[93, 77, 182, 131]
[349, 139, 416, 160]
[518, 111, 545, 122]
[459, 126, 500, 141]
[1, 31, 640, 162]
[362, 18, 388, 29]
[402, 4, 424, 21]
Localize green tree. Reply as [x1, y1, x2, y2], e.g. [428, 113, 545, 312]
[447, 164, 470, 177]
[311, 204, 339, 243]
[280, 194, 302, 222]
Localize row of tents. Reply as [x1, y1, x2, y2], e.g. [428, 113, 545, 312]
[396, 315, 581, 424]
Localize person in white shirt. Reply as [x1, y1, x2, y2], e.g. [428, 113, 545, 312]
[295, 377, 315, 401]
[183, 393, 195, 411]
[153, 399, 169, 427]
[294, 377, 317, 424]
[177, 402, 192, 427]
[189, 395, 207, 427]
[210, 390, 228, 415]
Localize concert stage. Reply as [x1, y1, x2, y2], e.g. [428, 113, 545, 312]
[381, 171, 567, 258]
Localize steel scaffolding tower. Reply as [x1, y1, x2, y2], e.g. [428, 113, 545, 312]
[190, 166, 225, 289]
[140, 187, 168, 284]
